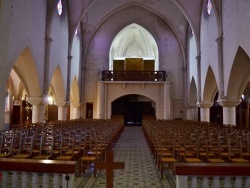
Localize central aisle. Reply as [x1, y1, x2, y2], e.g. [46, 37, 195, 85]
[82, 126, 174, 188]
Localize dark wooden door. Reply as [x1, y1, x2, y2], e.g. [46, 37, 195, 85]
[12, 105, 21, 124]
[124, 102, 143, 126]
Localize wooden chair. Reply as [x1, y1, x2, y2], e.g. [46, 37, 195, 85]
[242, 134, 250, 160]
[81, 134, 98, 177]
[12, 135, 34, 159]
[0, 133, 13, 158]
[54, 137, 75, 161]
[220, 136, 236, 162]
[32, 135, 53, 160]
[182, 142, 202, 163]
[199, 139, 215, 162]
[32, 133, 44, 157]
[157, 137, 173, 170]
[231, 139, 249, 163]
[159, 137, 177, 179]
[207, 136, 225, 163]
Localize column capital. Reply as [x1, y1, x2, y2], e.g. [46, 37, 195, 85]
[55, 100, 69, 107]
[71, 102, 81, 108]
[28, 96, 44, 105]
[196, 101, 213, 108]
[217, 99, 241, 107]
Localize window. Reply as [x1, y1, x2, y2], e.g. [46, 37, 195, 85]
[57, 0, 63, 16]
[207, 0, 212, 15]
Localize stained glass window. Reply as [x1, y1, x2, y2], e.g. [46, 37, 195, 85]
[207, 0, 212, 15]
[57, 0, 62, 16]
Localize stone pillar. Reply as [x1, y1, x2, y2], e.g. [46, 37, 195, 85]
[217, 99, 241, 126]
[28, 96, 45, 123]
[216, 36, 225, 98]
[66, 56, 72, 102]
[43, 36, 52, 95]
[70, 102, 81, 120]
[197, 102, 213, 122]
[96, 81, 105, 119]
[186, 106, 196, 120]
[196, 55, 201, 102]
[55, 100, 68, 121]
[162, 82, 171, 119]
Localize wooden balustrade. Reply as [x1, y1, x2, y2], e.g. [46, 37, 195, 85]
[0, 158, 78, 187]
[102, 70, 167, 81]
[173, 162, 250, 188]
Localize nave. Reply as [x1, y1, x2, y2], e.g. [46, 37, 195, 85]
[81, 126, 174, 188]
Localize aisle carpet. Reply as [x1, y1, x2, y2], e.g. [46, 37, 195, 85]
[77, 126, 176, 188]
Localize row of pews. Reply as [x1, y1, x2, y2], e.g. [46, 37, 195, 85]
[0, 118, 124, 187]
[142, 120, 250, 188]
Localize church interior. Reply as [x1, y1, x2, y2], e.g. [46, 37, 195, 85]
[1, 0, 250, 187]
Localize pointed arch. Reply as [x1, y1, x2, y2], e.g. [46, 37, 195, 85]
[109, 23, 159, 70]
[188, 77, 197, 105]
[13, 47, 41, 97]
[82, 2, 187, 69]
[203, 66, 218, 102]
[9, 70, 26, 100]
[227, 46, 250, 99]
[50, 66, 66, 101]
[70, 76, 80, 104]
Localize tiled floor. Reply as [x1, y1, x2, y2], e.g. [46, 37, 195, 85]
[78, 126, 175, 188]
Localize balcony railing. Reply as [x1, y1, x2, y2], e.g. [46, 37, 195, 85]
[102, 70, 166, 81]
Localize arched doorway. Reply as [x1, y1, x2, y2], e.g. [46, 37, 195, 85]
[112, 94, 155, 126]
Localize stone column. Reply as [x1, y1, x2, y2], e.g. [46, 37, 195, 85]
[196, 55, 201, 102]
[55, 100, 68, 121]
[197, 102, 213, 122]
[66, 56, 72, 102]
[43, 36, 52, 95]
[28, 96, 46, 123]
[216, 36, 225, 98]
[217, 99, 241, 126]
[162, 82, 171, 119]
[70, 102, 81, 120]
[96, 81, 105, 119]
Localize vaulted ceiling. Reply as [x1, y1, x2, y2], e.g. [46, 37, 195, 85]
[47, 0, 219, 51]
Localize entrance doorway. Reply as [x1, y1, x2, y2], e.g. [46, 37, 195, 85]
[112, 94, 155, 126]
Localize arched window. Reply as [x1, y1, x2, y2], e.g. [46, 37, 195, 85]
[57, 0, 63, 16]
[109, 23, 159, 71]
[207, 0, 212, 15]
